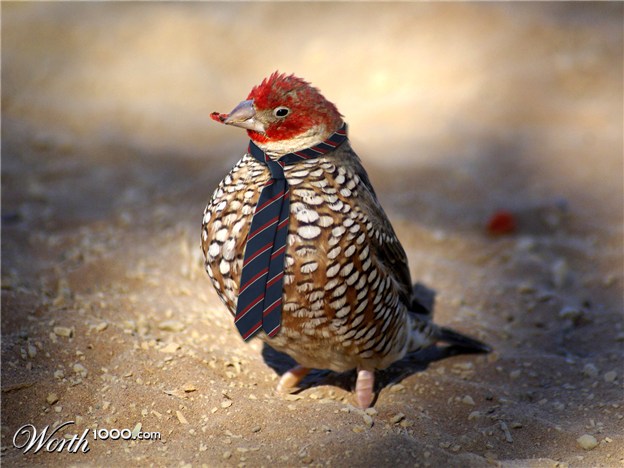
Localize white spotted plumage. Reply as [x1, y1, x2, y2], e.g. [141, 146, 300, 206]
[202, 144, 415, 372]
[202, 72, 490, 408]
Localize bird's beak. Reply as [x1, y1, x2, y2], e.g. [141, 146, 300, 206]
[210, 99, 265, 133]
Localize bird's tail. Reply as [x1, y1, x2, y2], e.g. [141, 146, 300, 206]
[435, 326, 492, 353]
[406, 313, 491, 354]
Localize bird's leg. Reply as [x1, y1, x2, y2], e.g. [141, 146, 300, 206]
[276, 365, 310, 394]
[355, 368, 375, 408]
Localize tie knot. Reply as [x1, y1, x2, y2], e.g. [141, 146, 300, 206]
[265, 158, 285, 180]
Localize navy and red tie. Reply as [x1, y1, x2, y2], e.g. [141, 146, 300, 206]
[234, 123, 348, 340]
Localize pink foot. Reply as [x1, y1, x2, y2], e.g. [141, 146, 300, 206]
[276, 365, 310, 394]
[355, 369, 375, 408]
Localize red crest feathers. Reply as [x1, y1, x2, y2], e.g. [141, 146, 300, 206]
[247, 72, 311, 109]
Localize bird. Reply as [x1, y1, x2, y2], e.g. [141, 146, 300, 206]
[202, 72, 490, 408]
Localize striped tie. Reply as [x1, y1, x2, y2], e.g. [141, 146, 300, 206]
[234, 123, 348, 340]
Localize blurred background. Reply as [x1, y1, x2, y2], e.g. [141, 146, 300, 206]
[2, 2, 623, 466]
[3, 2, 622, 225]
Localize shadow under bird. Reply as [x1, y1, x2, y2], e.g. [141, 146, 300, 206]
[202, 72, 490, 408]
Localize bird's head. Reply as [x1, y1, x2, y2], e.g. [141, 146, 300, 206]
[211, 72, 343, 155]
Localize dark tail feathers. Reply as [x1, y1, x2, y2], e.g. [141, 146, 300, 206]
[410, 283, 435, 316]
[437, 326, 492, 353]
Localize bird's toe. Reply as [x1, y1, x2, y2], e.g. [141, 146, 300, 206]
[276, 365, 310, 394]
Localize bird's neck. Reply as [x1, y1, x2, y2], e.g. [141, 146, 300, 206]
[248, 120, 344, 157]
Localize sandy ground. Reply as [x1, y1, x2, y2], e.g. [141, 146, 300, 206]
[2, 2, 623, 467]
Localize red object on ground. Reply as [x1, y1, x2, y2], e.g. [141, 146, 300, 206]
[487, 210, 517, 235]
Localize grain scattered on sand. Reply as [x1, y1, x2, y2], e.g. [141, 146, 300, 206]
[176, 410, 188, 424]
[583, 363, 599, 378]
[462, 395, 475, 405]
[500, 421, 513, 443]
[158, 320, 185, 332]
[577, 434, 598, 450]
[53, 326, 74, 338]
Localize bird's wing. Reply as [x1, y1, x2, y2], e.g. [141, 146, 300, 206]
[342, 146, 415, 308]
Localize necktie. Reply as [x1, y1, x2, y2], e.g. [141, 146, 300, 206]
[234, 123, 348, 340]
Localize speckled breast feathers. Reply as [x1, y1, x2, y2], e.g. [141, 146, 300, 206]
[201, 143, 429, 372]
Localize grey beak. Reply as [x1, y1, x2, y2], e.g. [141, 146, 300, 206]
[223, 100, 265, 132]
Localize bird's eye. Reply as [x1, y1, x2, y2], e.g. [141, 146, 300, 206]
[273, 107, 290, 118]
